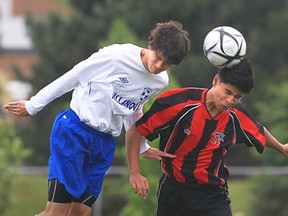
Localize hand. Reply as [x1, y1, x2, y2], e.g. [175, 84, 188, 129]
[141, 147, 176, 160]
[282, 143, 288, 156]
[130, 173, 149, 199]
[3, 100, 30, 116]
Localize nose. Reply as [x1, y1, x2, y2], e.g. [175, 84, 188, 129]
[155, 60, 168, 70]
[226, 96, 234, 105]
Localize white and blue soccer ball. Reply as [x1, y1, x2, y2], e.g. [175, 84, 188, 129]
[203, 26, 247, 68]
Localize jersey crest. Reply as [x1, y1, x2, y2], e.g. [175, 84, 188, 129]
[211, 131, 225, 145]
[140, 87, 153, 101]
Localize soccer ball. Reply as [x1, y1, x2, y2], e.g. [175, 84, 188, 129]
[203, 26, 247, 68]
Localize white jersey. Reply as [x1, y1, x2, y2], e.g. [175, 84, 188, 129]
[25, 44, 169, 141]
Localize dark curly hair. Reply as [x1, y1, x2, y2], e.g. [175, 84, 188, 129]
[218, 58, 254, 93]
[148, 21, 191, 65]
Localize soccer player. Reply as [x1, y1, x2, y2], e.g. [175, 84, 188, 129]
[3, 21, 190, 216]
[126, 58, 288, 216]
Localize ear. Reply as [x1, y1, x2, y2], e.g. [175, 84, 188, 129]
[213, 74, 219, 86]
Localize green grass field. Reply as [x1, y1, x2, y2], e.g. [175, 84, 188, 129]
[229, 178, 254, 216]
[5, 175, 254, 216]
[5, 176, 47, 216]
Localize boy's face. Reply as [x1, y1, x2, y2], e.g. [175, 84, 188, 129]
[212, 75, 243, 111]
[144, 50, 171, 74]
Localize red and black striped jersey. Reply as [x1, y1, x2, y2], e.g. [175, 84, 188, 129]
[135, 87, 266, 186]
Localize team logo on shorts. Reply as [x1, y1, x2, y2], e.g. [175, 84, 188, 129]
[140, 87, 153, 101]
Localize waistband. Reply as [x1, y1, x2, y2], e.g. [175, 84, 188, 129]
[64, 109, 113, 138]
[162, 174, 224, 191]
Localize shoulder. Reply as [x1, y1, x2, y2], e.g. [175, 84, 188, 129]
[154, 87, 205, 109]
[230, 102, 257, 122]
[147, 88, 204, 119]
[102, 43, 143, 64]
[89, 44, 142, 60]
[155, 71, 169, 83]
[158, 87, 205, 100]
[100, 43, 141, 53]
[231, 102, 250, 115]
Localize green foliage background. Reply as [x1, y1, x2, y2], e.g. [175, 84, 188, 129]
[0, 76, 30, 214]
[0, 119, 28, 215]
[5, 0, 288, 215]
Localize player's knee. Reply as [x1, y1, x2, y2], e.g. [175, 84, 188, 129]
[69, 203, 91, 216]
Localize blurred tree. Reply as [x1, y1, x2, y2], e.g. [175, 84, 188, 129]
[250, 175, 288, 216]
[0, 76, 30, 215]
[255, 82, 288, 165]
[248, 81, 288, 216]
[0, 119, 29, 215]
[98, 18, 144, 47]
[70, 0, 98, 15]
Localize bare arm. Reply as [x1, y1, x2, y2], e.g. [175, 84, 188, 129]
[126, 124, 176, 199]
[264, 127, 288, 156]
[126, 124, 149, 199]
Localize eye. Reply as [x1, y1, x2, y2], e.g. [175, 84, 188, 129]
[234, 95, 242, 100]
[156, 54, 163, 60]
[225, 89, 233, 95]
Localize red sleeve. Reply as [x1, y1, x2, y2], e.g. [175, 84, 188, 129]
[232, 103, 266, 153]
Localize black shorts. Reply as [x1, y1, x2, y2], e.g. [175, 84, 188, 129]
[156, 175, 232, 216]
[48, 178, 97, 207]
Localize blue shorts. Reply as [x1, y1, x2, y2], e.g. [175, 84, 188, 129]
[48, 109, 115, 199]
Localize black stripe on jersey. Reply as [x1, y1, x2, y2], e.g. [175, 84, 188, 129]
[181, 120, 218, 184]
[219, 114, 236, 148]
[160, 105, 197, 177]
[229, 109, 264, 153]
[158, 104, 199, 152]
[207, 117, 235, 185]
[233, 102, 253, 119]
